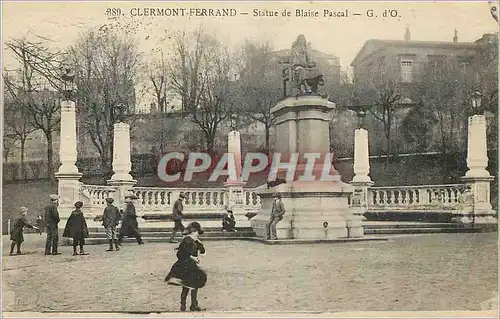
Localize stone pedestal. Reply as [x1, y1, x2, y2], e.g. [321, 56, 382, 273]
[460, 115, 497, 228]
[54, 100, 82, 219]
[350, 128, 373, 220]
[224, 130, 250, 227]
[108, 122, 137, 208]
[253, 95, 363, 239]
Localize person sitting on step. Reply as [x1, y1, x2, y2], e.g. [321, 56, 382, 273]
[222, 207, 238, 232]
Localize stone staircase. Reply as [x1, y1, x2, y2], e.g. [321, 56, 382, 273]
[60, 221, 488, 246]
[75, 226, 256, 245]
[363, 221, 483, 235]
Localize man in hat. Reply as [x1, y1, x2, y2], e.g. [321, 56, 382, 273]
[118, 194, 144, 245]
[169, 193, 186, 243]
[266, 193, 286, 240]
[102, 197, 121, 251]
[44, 194, 61, 255]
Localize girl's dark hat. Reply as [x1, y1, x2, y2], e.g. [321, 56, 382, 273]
[74, 201, 84, 208]
[187, 222, 204, 235]
[105, 198, 114, 203]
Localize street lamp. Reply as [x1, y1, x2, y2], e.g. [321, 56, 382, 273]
[471, 91, 483, 115]
[230, 113, 238, 131]
[61, 68, 76, 101]
[348, 102, 370, 129]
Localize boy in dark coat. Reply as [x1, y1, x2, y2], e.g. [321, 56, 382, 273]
[62, 201, 89, 256]
[165, 222, 207, 312]
[118, 195, 144, 245]
[102, 197, 121, 251]
[10, 207, 38, 255]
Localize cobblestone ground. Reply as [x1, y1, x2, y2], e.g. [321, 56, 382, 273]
[2, 233, 497, 313]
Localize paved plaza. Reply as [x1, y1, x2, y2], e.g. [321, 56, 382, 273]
[2, 233, 498, 315]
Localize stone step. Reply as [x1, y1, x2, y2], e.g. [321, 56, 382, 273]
[87, 230, 255, 239]
[363, 227, 479, 235]
[362, 223, 459, 230]
[87, 227, 255, 233]
[66, 236, 255, 246]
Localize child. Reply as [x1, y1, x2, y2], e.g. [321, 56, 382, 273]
[222, 207, 237, 232]
[10, 207, 38, 255]
[62, 201, 89, 256]
[165, 222, 207, 312]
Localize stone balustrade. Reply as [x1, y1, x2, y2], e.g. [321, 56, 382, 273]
[80, 184, 117, 215]
[369, 184, 466, 211]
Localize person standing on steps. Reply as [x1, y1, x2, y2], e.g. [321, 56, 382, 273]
[169, 193, 186, 243]
[266, 193, 286, 240]
[62, 201, 89, 256]
[118, 194, 144, 245]
[44, 194, 61, 255]
[102, 197, 121, 251]
[10, 207, 38, 256]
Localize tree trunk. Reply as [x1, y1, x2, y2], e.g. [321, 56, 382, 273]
[46, 131, 54, 181]
[265, 124, 270, 151]
[20, 138, 26, 180]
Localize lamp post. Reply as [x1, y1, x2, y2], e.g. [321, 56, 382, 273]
[230, 113, 238, 131]
[471, 90, 483, 115]
[55, 67, 82, 226]
[61, 68, 75, 101]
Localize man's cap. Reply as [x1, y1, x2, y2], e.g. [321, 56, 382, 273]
[74, 201, 84, 208]
[187, 221, 204, 235]
[105, 198, 114, 203]
[19, 206, 28, 213]
[179, 192, 186, 198]
[49, 194, 60, 201]
[125, 194, 138, 200]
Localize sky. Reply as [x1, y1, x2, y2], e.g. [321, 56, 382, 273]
[2, 1, 498, 109]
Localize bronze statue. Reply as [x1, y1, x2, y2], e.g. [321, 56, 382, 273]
[281, 35, 324, 97]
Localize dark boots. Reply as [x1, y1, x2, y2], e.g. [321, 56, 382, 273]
[180, 287, 202, 312]
[106, 240, 114, 251]
[114, 239, 120, 251]
[9, 242, 21, 255]
[73, 245, 78, 256]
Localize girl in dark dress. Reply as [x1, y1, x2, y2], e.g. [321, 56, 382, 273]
[165, 222, 207, 312]
[10, 207, 38, 255]
[62, 201, 89, 256]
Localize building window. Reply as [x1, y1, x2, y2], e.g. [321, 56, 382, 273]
[400, 60, 413, 83]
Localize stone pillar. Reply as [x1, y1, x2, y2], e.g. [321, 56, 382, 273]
[54, 100, 82, 220]
[253, 96, 363, 240]
[350, 128, 373, 223]
[108, 122, 137, 209]
[461, 115, 497, 229]
[225, 130, 249, 227]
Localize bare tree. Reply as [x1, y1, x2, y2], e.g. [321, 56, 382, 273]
[2, 97, 37, 179]
[413, 57, 470, 180]
[169, 29, 236, 153]
[3, 37, 65, 180]
[353, 61, 403, 165]
[148, 49, 170, 113]
[236, 40, 281, 150]
[69, 28, 141, 180]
